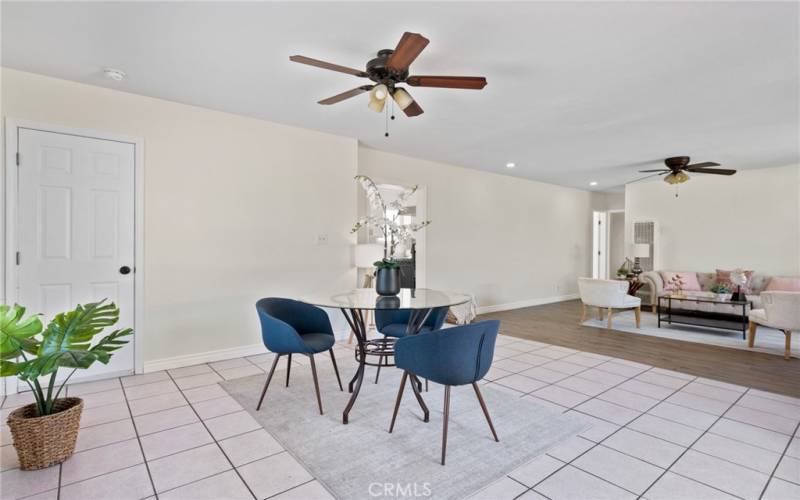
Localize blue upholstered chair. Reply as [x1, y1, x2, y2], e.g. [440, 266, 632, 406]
[389, 320, 501, 465]
[375, 307, 449, 338]
[255, 298, 343, 415]
[371, 307, 449, 386]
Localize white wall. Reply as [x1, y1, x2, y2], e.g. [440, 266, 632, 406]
[358, 147, 595, 310]
[2, 69, 357, 367]
[625, 165, 800, 275]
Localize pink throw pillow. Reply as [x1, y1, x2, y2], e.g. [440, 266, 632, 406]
[764, 276, 800, 292]
[661, 272, 702, 291]
[716, 269, 754, 293]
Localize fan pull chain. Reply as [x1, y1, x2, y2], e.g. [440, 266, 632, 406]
[390, 99, 395, 121]
[384, 103, 389, 137]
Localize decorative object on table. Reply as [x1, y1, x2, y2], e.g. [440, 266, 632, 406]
[748, 291, 799, 360]
[351, 175, 430, 296]
[710, 282, 732, 301]
[728, 268, 750, 302]
[631, 244, 650, 277]
[391, 320, 501, 465]
[578, 278, 642, 329]
[374, 259, 401, 296]
[255, 298, 344, 416]
[666, 274, 687, 297]
[636, 157, 737, 197]
[1, 301, 132, 470]
[616, 258, 633, 279]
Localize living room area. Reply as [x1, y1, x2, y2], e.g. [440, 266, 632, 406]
[1, 2, 799, 500]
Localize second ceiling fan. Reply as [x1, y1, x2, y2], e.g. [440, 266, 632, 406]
[290, 32, 487, 117]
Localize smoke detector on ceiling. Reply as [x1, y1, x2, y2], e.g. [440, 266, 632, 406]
[103, 68, 126, 81]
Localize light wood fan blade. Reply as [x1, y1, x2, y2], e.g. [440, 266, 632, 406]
[403, 100, 424, 117]
[686, 162, 720, 169]
[386, 32, 430, 73]
[317, 86, 374, 105]
[290, 55, 368, 77]
[686, 167, 737, 175]
[406, 75, 488, 89]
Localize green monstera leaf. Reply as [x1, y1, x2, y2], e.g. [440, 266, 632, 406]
[0, 300, 132, 415]
[0, 304, 43, 366]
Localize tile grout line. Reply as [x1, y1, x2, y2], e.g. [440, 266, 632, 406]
[519, 365, 695, 498]
[263, 478, 317, 499]
[757, 419, 800, 499]
[164, 370, 258, 500]
[118, 376, 160, 500]
[637, 387, 752, 499]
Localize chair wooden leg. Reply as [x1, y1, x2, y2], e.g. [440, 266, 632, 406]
[329, 349, 343, 391]
[256, 354, 281, 411]
[597, 307, 603, 321]
[607, 308, 613, 329]
[748, 321, 757, 348]
[347, 331, 354, 344]
[634, 306, 641, 329]
[375, 355, 383, 384]
[285, 353, 292, 387]
[784, 330, 792, 361]
[389, 371, 408, 433]
[580, 303, 587, 324]
[472, 383, 499, 442]
[308, 355, 323, 415]
[441, 385, 451, 466]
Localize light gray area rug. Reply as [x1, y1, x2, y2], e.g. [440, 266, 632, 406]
[583, 310, 797, 358]
[221, 359, 587, 500]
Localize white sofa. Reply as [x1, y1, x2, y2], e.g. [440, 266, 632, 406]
[639, 271, 774, 314]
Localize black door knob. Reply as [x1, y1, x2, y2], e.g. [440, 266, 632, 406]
[119, 266, 131, 275]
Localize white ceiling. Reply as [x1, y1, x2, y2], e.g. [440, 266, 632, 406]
[2, 1, 798, 191]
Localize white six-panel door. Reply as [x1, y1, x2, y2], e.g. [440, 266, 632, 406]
[16, 128, 136, 383]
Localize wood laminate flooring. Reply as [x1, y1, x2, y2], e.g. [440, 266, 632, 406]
[480, 299, 800, 398]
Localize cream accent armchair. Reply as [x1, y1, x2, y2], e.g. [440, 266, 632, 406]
[748, 291, 800, 360]
[578, 278, 641, 329]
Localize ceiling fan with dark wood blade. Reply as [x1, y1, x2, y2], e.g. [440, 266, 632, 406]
[290, 32, 487, 119]
[638, 156, 736, 185]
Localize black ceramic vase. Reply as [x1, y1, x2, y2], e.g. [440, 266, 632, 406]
[375, 267, 400, 296]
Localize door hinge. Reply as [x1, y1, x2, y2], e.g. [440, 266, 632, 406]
[15, 152, 20, 166]
[15, 252, 20, 265]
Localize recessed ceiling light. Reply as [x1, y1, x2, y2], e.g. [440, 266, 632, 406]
[589, 181, 598, 186]
[103, 68, 126, 81]
[506, 162, 515, 168]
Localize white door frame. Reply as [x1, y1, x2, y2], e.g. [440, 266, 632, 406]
[3, 118, 145, 393]
[592, 211, 608, 279]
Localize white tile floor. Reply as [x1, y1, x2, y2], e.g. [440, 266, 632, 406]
[1, 334, 799, 500]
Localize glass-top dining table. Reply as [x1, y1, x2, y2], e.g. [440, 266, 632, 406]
[300, 288, 471, 424]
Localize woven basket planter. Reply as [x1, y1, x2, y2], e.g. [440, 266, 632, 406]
[7, 397, 83, 470]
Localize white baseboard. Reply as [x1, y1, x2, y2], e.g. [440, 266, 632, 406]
[144, 343, 267, 373]
[477, 293, 580, 315]
[143, 329, 352, 373]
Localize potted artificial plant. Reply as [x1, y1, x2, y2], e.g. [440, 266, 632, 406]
[0, 300, 131, 470]
[352, 175, 430, 296]
[710, 283, 731, 301]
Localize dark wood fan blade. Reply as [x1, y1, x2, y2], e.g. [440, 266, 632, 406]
[406, 75, 488, 89]
[686, 162, 720, 169]
[638, 169, 669, 173]
[317, 86, 373, 105]
[290, 55, 368, 77]
[386, 32, 430, 73]
[403, 100, 424, 117]
[687, 167, 737, 175]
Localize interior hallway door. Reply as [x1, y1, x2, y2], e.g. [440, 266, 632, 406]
[15, 127, 136, 385]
